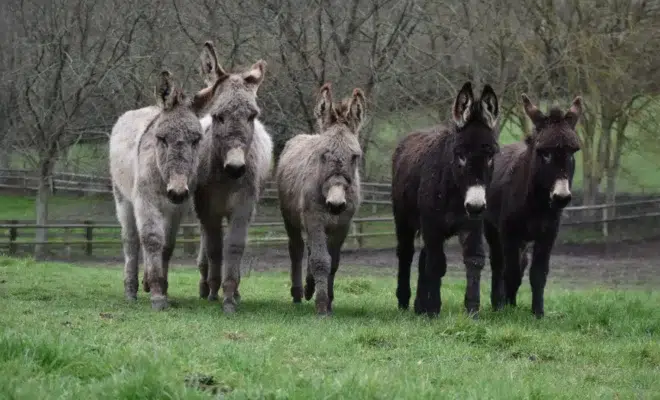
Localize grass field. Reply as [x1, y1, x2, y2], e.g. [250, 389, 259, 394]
[1, 257, 659, 399]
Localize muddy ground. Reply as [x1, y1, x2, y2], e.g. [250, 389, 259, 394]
[74, 238, 660, 289]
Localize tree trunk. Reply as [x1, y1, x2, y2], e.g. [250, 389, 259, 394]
[34, 160, 54, 260]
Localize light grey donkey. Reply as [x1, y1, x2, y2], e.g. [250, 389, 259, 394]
[192, 41, 273, 314]
[276, 83, 365, 315]
[109, 70, 211, 310]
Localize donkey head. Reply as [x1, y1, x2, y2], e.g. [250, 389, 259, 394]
[194, 41, 266, 179]
[153, 70, 205, 204]
[522, 94, 582, 209]
[314, 83, 365, 215]
[450, 82, 500, 217]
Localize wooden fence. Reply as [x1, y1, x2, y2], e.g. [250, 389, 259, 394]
[2, 197, 660, 259]
[0, 168, 394, 212]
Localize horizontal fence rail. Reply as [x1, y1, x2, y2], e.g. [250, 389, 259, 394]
[1, 197, 660, 258]
[1, 168, 660, 259]
[0, 168, 392, 204]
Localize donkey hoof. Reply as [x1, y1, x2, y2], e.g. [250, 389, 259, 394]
[208, 293, 219, 302]
[234, 291, 241, 305]
[466, 310, 480, 320]
[222, 297, 237, 314]
[151, 297, 169, 311]
[143, 281, 151, 293]
[291, 286, 303, 303]
[304, 284, 315, 301]
[533, 309, 545, 319]
[125, 293, 137, 301]
[199, 282, 210, 299]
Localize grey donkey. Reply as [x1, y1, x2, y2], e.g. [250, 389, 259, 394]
[110, 70, 212, 310]
[276, 83, 365, 315]
[192, 41, 273, 313]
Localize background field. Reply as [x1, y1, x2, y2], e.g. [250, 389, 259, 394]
[1, 257, 659, 400]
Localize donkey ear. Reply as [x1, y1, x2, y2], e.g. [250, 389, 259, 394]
[190, 85, 215, 117]
[314, 83, 336, 131]
[521, 93, 544, 126]
[345, 88, 366, 135]
[479, 84, 499, 129]
[565, 96, 583, 128]
[453, 81, 474, 128]
[199, 41, 227, 86]
[157, 70, 182, 111]
[243, 60, 267, 90]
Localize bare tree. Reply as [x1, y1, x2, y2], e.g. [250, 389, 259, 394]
[3, 0, 145, 258]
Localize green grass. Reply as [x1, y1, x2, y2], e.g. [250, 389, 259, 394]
[0, 257, 658, 399]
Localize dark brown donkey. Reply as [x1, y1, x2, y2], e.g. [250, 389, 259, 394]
[484, 93, 583, 318]
[392, 82, 500, 317]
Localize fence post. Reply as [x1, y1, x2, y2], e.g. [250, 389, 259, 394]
[601, 206, 608, 237]
[8, 220, 17, 256]
[352, 221, 364, 249]
[84, 220, 94, 256]
[371, 192, 377, 214]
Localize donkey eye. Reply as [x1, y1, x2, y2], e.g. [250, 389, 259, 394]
[214, 114, 225, 124]
[542, 153, 552, 163]
[156, 136, 167, 146]
[248, 112, 257, 121]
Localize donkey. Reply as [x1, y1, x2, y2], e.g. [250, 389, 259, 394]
[276, 83, 365, 316]
[392, 82, 500, 317]
[484, 94, 583, 318]
[192, 41, 273, 314]
[109, 70, 210, 310]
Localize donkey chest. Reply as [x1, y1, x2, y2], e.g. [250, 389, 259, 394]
[515, 215, 559, 241]
[196, 184, 242, 216]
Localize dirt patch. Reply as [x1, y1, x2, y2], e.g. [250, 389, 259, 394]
[51, 237, 660, 288]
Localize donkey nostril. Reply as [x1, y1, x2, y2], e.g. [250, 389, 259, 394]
[464, 203, 485, 216]
[225, 164, 246, 178]
[326, 202, 346, 215]
[167, 188, 189, 204]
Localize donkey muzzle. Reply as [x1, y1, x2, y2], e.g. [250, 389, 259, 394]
[464, 185, 486, 217]
[166, 176, 189, 205]
[326, 185, 347, 215]
[550, 179, 572, 209]
[224, 148, 246, 178]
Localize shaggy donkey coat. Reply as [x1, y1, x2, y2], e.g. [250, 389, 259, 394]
[391, 82, 500, 317]
[192, 41, 273, 314]
[484, 94, 583, 318]
[276, 83, 365, 315]
[110, 71, 209, 310]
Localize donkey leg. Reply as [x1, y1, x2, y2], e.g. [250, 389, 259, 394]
[201, 223, 223, 302]
[304, 245, 315, 301]
[529, 236, 556, 318]
[114, 190, 140, 301]
[161, 209, 183, 297]
[222, 201, 254, 314]
[459, 220, 486, 317]
[197, 229, 210, 299]
[420, 218, 448, 318]
[327, 228, 348, 314]
[484, 221, 505, 311]
[283, 217, 304, 303]
[502, 237, 524, 307]
[394, 217, 416, 310]
[135, 199, 168, 310]
[306, 222, 331, 316]
[413, 247, 427, 315]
